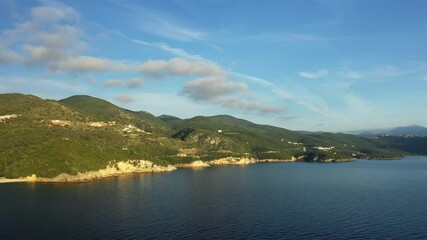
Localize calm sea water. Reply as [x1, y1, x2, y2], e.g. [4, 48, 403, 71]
[1, 156, 427, 240]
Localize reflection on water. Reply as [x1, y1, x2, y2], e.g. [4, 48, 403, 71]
[1, 156, 427, 239]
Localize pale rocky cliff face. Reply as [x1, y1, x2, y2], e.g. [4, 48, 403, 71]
[23, 160, 177, 182]
[208, 157, 257, 165]
[175, 160, 210, 168]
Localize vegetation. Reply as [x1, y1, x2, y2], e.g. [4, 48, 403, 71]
[0, 93, 425, 178]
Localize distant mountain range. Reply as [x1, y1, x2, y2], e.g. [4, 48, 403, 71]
[1, 93, 426, 179]
[349, 125, 427, 137]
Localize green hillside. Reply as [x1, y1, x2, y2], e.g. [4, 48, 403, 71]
[169, 115, 305, 160]
[0, 94, 181, 177]
[158, 115, 183, 126]
[0, 93, 87, 122]
[60, 95, 172, 135]
[0, 93, 425, 178]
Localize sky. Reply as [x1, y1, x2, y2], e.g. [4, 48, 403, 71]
[0, 0, 426, 132]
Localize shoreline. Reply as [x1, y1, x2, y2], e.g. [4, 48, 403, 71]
[0, 156, 406, 184]
[364, 157, 402, 160]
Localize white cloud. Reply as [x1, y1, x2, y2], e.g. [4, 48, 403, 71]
[53, 56, 134, 72]
[299, 69, 329, 79]
[139, 57, 225, 78]
[182, 76, 282, 113]
[214, 98, 283, 113]
[114, 95, 135, 103]
[2, 3, 282, 115]
[0, 3, 135, 74]
[123, 36, 284, 113]
[0, 43, 20, 63]
[30, 5, 79, 23]
[104, 77, 143, 88]
[182, 76, 247, 101]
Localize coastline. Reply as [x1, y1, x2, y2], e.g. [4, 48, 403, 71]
[0, 156, 405, 184]
[0, 160, 176, 184]
[364, 157, 402, 160]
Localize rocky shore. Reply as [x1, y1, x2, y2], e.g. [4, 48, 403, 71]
[322, 158, 356, 163]
[175, 160, 210, 168]
[208, 157, 257, 165]
[256, 159, 295, 163]
[0, 157, 382, 184]
[0, 160, 176, 183]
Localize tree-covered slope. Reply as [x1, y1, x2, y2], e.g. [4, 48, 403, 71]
[0, 94, 181, 177]
[169, 115, 305, 160]
[60, 95, 172, 135]
[1, 93, 425, 178]
[158, 115, 183, 126]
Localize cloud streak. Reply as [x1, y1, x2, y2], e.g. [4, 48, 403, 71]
[104, 0, 208, 42]
[299, 69, 328, 79]
[246, 32, 327, 42]
[274, 87, 331, 116]
[142, 17, 207, 42]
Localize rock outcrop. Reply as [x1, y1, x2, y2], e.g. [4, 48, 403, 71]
[256, 159, 295, 163]
[208, 157, 257, 165]
[175, 160, 210, 168]
[2, 160, 176, 183]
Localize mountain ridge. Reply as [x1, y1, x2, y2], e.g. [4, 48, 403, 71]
[349, 125, 427, 137]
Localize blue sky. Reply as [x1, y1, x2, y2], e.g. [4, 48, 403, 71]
[1, 0, 426, 131]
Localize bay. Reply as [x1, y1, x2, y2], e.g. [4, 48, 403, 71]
[1, 156, 427, 239]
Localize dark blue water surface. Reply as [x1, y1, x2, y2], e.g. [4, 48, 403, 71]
[1, 156, 427, 240]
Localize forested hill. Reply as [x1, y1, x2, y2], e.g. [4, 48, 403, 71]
[1, 93, 425, 178]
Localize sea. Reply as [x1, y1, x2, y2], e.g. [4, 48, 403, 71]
[1, 156, 427, 239]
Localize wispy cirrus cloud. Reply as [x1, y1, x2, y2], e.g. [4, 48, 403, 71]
[299, 69, 329, 79]
[105, 0, 208, 42]
[230, 72, 275, 87]
[131, 39, 206, 61]
[274, 87, 331, 116]
[246, 32, 327, 42]
[141, 17, 207, 42]
[339, 64, 427, 81]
